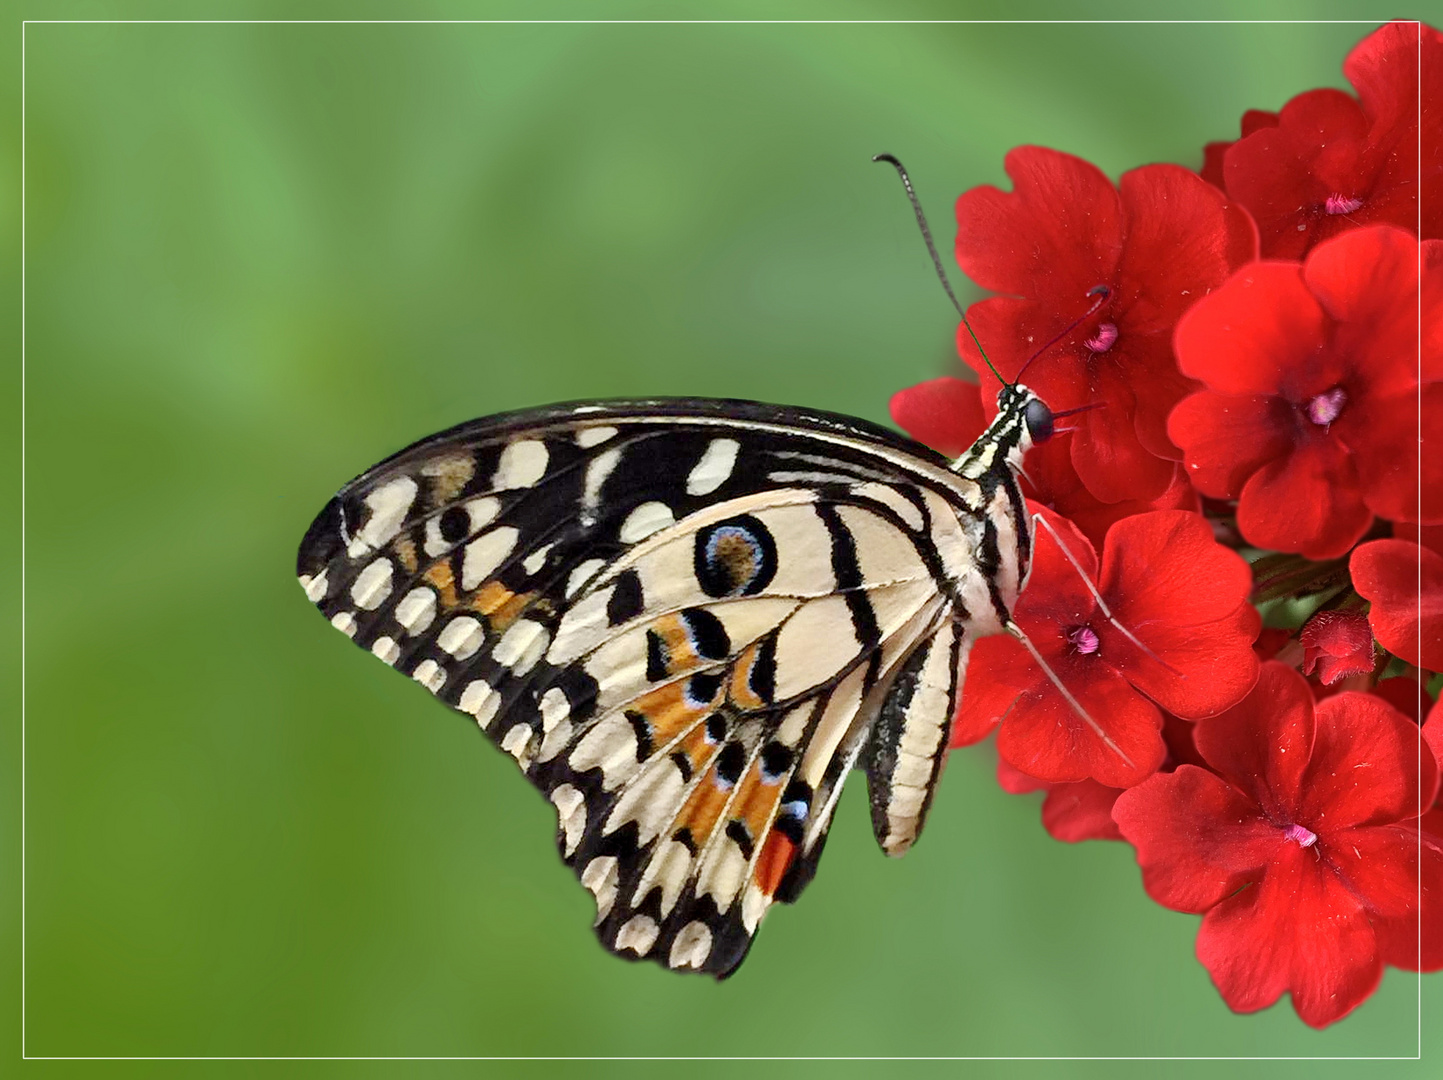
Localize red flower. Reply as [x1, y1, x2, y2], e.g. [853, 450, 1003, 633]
[1113, 663, 1441, 1028]
[889, 376, 987, 458]
[1351, 538, 1443, 672]
[954, 147, 1257, 504]
[1204, 21, 1442, 257]
[952, 508, 1259, 788]
[1299, 610, 1375, 684]
[1200, 109, 1279, 189]
[1169, 226, 1438, 559]
[995, 710, 1206, 844]
[890, 376, 1200, 551]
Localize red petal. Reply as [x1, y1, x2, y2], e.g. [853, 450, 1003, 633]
[1351, 538, 1443, 671]
[1370, 676, 1425, 723]
[1066, 375, 1176, 503]
[951, 634, 1033, 747]
[995, 753, 1049, 795]
[1298, 691, 1440, 829]
[1041, 779, 1124, 842]
[1115, 164, 1258, 331]
[1222, 88, 1369, 259]
[889, 376, 987, 458]
[954, 146, 1124, 300]
[1346, 21, 1426, 133]
[1118, 602, 1262, 720]
[1200, 141, 1230, 189]
[1327, 823, 1426, 919]
[1167, 391, 1293, 498]
[1344, 385, 1431, 525]
[1374, 813, 1443, 972]
[1300, 610, 1376, 685]
[1424, 239, 1443, 380]
[1235, 437, 1373, 560]
[1100, 510, 1253, 627]
[1303, 226, 1420, 395]
[1173, 261, 1328, 394]
[1197, 842, 1381, 1028]
[1193, 662, 1314, 820]
[995, 664, 1165, 788]
[1113, 765, 1280, 911]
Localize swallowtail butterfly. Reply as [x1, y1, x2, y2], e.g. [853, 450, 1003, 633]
[296, 387, 1056, 977]
[295, 156, 1106, 977]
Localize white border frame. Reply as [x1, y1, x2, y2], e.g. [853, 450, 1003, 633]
[16, 15, 1427, 1063]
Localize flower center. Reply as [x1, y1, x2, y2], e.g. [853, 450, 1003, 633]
[1284, 823, 1318, 848]
[1325, 193, 1364, 216]
[1066, 625, 1100, 655]
[1084, 322, 1118, 353]
[1305, 386, 1347, 426]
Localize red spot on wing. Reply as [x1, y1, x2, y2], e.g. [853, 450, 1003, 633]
[754, 831, 797, 896]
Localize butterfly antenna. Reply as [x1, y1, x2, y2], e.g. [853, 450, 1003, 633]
[873, 153, 1005, 387]
[1013, 285, 1112, 383]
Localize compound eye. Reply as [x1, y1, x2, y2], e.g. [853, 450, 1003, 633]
[1023, 398, 1054, 443]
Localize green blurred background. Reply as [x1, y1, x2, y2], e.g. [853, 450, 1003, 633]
[9, 2, 1439, 1072]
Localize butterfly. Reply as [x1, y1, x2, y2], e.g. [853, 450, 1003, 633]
[295, 384, 1060, 978]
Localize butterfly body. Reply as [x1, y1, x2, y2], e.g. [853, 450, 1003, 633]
[297, 390, 1048, 977]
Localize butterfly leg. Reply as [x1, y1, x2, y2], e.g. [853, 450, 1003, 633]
[1005, 620, 1135, 769]
[1030, 512, 1183, 678]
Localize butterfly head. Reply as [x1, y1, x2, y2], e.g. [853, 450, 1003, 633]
[995, 382, 1054, 467]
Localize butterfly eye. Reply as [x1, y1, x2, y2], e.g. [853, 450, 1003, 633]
[1023, 398, 1054, 443]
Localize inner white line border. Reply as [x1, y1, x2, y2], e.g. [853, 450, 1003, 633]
[16, 14, 1426, 1063]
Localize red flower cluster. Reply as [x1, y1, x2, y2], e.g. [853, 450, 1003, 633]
[1114, 664, 1439, 1028]
[890, 21, 1440, 1029]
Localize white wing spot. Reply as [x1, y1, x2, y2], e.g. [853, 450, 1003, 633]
[351, 558, 394, 610]
[393, 587, 437, 635]
[576, 425, 618, 448]
[301, 571, 328, 602]
[582, 856, 620, 922]
[437, 616, 485, 660]
[522, 544, 553, 575]
[501, 723, 536, 767]
[492, 619, 550, 675]
[329, 611, 357, 638]
[411, 658, 446, 692]
[566, 558, 607, 598]
[349, 476, 418, 557]
[687, 438, 740, 496]
[615, 914, 660, 956]
[494, 439, 548, 489]
[669, 921, 713, 970]
[582, 446, 623, 519]
[539, 687, 570, 732]
[619, 501, 675, 543]
[458, 679, 500, 728]
[461, 527, 519, 590]
[370, 636, 400, 665]
[551, 784, 586, 857]
[535, 718, 574, 763]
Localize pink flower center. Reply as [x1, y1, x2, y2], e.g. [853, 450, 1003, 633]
[1067, 625, 1100, 655]
[1084, 322, 1118, 353]
[1284, 823, 1318, 848]
[1305, 386, 1347, 426]
[1325, 193, 1364, 216]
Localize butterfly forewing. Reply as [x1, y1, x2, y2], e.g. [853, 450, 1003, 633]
[297, 398, 1018, 976]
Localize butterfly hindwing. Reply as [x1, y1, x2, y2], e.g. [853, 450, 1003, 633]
[297, 398, 1001, 976]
